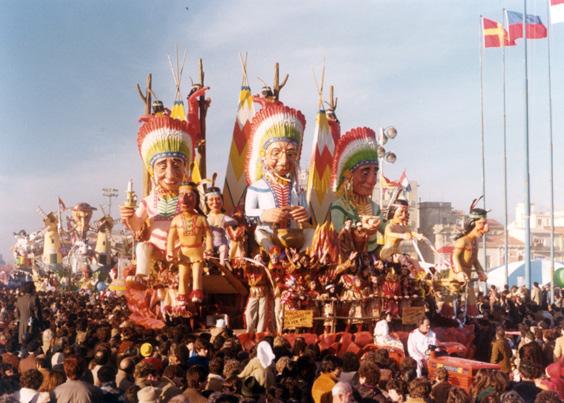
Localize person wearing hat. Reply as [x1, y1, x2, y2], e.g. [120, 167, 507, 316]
[120, 114, 197, 282]
[451, 198, 489, 315]
[244, 104, 311, 253]
[330, 127, 386, 254]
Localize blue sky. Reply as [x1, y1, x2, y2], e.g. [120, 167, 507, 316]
[1, 0, 563, 262]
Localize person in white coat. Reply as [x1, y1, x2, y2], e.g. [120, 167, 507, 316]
[407, 317, 437, 376]
[373, 311, 404, 351]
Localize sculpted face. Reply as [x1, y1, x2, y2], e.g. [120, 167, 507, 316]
[351, 164, 378, 197]
[474, 218, 489, 236]
[206, 194, 223, 213]
[179, 187, 197, 212]
[393, 205, 409, 224]
[263, 141, 298, 178]
[153, 157, 187, 193]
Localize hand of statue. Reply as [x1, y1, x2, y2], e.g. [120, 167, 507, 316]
[120, 205, 135, 223]
[360, 215, 380, 232]
[260, 208, 290, 224]
[289, 206, 309, 223]
[166, 253, 176, 263]
[454, 271, 469, 283]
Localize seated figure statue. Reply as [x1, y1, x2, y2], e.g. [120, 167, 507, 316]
[120, 115, 197, 278]
[244, 104, 311, 252]
[330, 127, 385, 254]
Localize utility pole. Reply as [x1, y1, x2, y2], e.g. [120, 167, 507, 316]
[102, 188, 119, 217]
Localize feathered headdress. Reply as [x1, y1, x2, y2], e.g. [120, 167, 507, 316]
[245, 104, 306, 184]
[331, 127, 378, 192]
[468, 196, 489, 220]
[137, 115, 195, 176]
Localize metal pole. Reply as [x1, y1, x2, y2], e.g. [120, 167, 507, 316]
[379, 128, 384, 208]
[503, 9, 509, 286]
[523, 0, 532, 289]
[547, 3, 555, 301]
[479, 16, 488, 284]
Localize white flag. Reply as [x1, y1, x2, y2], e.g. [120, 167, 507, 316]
[550, 0, 564, 24]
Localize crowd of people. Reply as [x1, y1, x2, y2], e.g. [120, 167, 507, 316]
[0, 279, 563, 403]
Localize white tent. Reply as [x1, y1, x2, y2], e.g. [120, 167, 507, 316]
[487, 259, 564, 288]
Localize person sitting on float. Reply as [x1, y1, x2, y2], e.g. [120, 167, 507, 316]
[330, 127, 385, 255]
[244, 104, 311, 252]
[407, 317, 437, 377]
[120, 115, 196, 279]
[373, 310, 404, 351]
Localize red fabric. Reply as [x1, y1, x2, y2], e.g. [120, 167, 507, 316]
[319, 333, 339, 347]
[301, 333, 319, 346]
[361, 344, 405, 364]
[125, 284, 165, 330]
[337, 332, 354, 356]
[237, 333, 256, 352]
[353, 331, 373, 348]
[346, 342, 361, 355]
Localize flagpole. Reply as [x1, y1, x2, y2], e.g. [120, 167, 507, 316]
[479, 16, 488, 285]
[502, 9, 509, 287]
[523, 0, 532, 289]
[547, 1, 555, 301]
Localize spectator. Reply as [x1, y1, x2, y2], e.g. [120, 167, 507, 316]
[511, 360, 543, 402]
[406, 377, 431, 402]
[238, 340, 276, 389]
[532, 283, 542, 306]
[491, 326, 513, 373]
[116, 357, 135, 392]
[8, 369, 45, 403]
[182, 365, 207, 403]
[446, 386, 471, 403]
[535, 390, 561, 403]
[186, 339, 210, 372]
[53, 355, 101, 403]
[354, 360, 387, 402]
[312, 355, 343, 403]
[332, 381, 354, 403]
[430, 367, 452, 403]
[98, 365, 124, 402]
[553, 325, 564, 360]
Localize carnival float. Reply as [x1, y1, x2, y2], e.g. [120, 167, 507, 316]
[10, 54, 495, 376]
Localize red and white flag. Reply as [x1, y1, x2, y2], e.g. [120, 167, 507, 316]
[550, 0, 564, 24]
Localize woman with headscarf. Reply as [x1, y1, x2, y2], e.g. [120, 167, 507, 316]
[238, 340, 276, 389]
